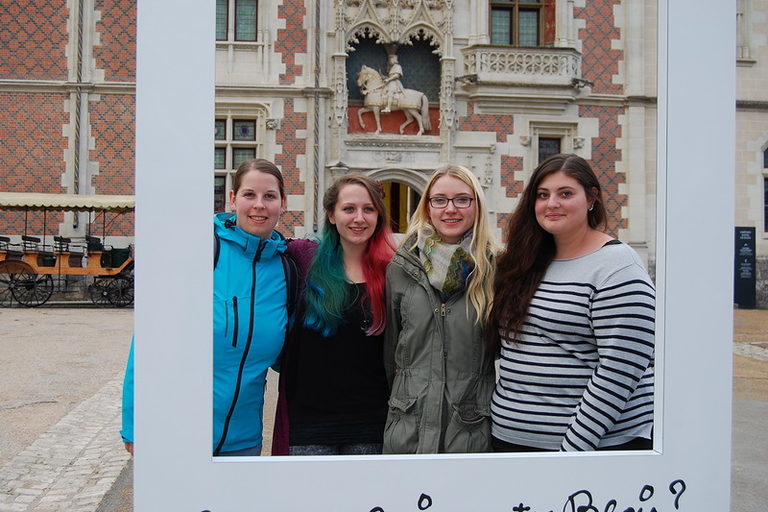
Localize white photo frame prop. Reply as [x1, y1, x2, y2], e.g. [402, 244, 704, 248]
[134, 1, 735, 510]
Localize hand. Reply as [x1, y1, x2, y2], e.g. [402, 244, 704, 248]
[124, 442, 134, 456]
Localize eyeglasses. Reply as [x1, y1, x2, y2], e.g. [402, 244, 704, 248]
[428, 196, 474, 209]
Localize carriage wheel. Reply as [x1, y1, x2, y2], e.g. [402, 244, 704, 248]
[0, 262, 20, 306]
[10, 271, 54, 307]
[107, 276, 134, 307]
[89, 278, 112, 306]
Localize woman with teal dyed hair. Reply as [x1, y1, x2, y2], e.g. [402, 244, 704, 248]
[272, 173, 396, 455]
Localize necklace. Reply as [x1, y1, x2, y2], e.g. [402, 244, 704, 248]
[350, 283, 371, 332]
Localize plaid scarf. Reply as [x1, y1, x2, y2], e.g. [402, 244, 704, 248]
[416, 229, 474, 301]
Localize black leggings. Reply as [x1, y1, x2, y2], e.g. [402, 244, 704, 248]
[492, 436, 653, 452]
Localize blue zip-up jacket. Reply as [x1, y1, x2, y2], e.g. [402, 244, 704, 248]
[121, 213, 289, 454]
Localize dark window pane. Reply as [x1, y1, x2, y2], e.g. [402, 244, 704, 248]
[396, 38, 441, 102]
[345, 35, 388, 102]
[518, 10, 539, 46]
[214, 148, 226, 169]
[233, 120, 256, 141]
[214, 119, 226, 140]
[764, 177, 768, 231]
[538, 137, 561, 163]
[214, 176, 227, 213]
[491, 9, 512, 45]
[216, 0, 228, 40]
[764, 147, 768, 168]
[235, 0, 257, 41]
[233, 148, 256, 168]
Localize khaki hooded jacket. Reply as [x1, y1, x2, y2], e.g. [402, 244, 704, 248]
[383, 240, 496, 454]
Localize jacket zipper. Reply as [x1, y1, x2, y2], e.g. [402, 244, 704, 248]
[231, 296, 239, 347]
[214, 239, 266, 455]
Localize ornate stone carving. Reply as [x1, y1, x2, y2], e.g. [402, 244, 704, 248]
[332, 56, 348, 127]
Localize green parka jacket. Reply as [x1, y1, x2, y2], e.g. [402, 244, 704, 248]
[383, 240, 496, 454]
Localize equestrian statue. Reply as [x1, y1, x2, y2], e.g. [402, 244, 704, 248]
[356, 62, 432, 136]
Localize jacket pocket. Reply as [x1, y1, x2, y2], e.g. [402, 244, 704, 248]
[443, 403, 491, 453]
[383, 396, 419, 454]
[230, 296, 239, 347]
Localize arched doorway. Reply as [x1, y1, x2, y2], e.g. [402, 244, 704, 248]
[382, 181, 421, 234]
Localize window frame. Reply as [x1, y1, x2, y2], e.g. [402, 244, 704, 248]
[216, 0, 259, 43]
[490, 0, 544, 47]
[213, 111, 267, 212]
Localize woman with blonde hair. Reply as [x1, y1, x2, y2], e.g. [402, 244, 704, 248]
[383, 164, 497, 453]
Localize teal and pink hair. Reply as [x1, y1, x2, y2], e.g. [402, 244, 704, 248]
[303, 174, 396, 336]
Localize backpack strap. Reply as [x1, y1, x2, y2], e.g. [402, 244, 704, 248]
[214, 231, 221, 269]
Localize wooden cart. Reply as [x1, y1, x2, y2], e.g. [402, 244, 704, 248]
[0, 192, 135, 307]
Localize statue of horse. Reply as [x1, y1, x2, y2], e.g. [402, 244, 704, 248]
[356, 65, 432, 136]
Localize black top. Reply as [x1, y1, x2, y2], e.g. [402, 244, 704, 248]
[287, 282, 389, 445]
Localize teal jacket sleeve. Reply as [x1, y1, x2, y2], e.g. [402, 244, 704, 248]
[120, 338, 134, 443]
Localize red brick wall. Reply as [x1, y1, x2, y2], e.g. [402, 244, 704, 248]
[348, 106, 440, 136]
[0, 90, 68, 235]
[274, 99, 307, 237]
[0, 92, 68, 193]
[276, 0, 306, 86]
[89, 94, 135, 236]
[0, 0, 69, 80]
[580, 104, 626, 236]
[575, 0, 623, 95]
[457, 104, 521, 232]
[94, 0, 137, 82]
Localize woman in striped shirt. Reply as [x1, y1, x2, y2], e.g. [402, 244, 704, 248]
[489, 154, 655, 452]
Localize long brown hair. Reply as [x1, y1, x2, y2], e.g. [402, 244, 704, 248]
[490, 154, 607, 343]
[304, 174, 396, 336]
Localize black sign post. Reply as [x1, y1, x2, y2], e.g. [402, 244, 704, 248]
[734, 227, 756, 309]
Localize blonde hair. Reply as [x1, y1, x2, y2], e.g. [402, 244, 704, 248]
[404, 164, 497, 325]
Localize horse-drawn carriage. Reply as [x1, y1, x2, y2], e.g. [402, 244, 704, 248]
[0, 192, 135, 307]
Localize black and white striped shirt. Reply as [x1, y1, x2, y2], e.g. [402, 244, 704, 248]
[491, 241, 655, 451]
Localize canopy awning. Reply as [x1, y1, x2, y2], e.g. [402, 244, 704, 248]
[0, 192, 135, 213]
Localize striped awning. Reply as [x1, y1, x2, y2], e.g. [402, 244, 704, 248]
[0, 192, 135, 213]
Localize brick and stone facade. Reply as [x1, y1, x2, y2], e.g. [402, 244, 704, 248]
[2, 0, 767, 305]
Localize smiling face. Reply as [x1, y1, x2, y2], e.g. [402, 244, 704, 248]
[534, 170, 594, 239]
[229, 170, 286, 239]
[328, 183, 379, 250]
[427, 175, 476, 244]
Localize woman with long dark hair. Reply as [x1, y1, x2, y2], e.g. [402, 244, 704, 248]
[490, 153, 655, 452]
[272, 173, 396, 455]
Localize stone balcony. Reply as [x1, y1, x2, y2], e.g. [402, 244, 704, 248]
[458, 45, 585, 114]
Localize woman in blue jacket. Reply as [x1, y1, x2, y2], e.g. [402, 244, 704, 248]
[121, 158, 296, 456]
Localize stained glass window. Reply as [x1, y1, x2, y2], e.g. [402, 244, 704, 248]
[215, 119, 226, 140]
[214, 148, 226, 169]
[214, 176, 227, 213]
[233, 148, 256, 168]
[216, 0, 228, 41]
[518, 10, 539, 46]
[538, 137, 561, 163]
[235, 0, 257, 41]
[233, 120, 256, 141]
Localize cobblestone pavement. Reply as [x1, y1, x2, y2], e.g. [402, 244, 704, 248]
[0, 308, 132, 512]
[0, 308, 766, 511]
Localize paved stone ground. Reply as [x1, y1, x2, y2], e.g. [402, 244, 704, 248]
[0, 308, 133, 512]
[0, 308, 766, 511]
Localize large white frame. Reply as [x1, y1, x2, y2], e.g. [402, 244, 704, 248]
[134, 1, 735, 510]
